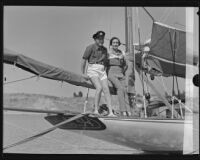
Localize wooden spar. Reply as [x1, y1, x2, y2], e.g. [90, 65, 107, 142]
[142, 7, 155, 22]
[125, 7, 135, 95]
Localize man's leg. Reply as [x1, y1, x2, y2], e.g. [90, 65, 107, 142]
[90, 76, 102, 114]
[101, 78, 116, 116]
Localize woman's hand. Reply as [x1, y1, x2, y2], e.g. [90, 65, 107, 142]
[123, 64, 128, 72]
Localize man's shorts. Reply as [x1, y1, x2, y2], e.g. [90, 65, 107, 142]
[87, 63, 107, 80]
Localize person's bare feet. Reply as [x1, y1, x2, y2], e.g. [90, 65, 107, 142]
[93, 110, 99, 115]
[107, 110, 117, 117]
[107, 114, 117, 117]
[121, 111, 127, 116]
[126, 111, 132, 117]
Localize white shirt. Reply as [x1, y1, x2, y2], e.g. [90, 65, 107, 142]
[108, 49, 125, 59]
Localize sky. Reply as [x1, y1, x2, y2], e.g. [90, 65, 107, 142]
[3, 7, 199, 98]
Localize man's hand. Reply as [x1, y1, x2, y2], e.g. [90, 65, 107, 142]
[82, 74, 90, 80]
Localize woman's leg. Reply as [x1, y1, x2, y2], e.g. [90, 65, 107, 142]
[108, 75, 127, 113]
[101, 78, 115, 116]
[90, 76, 102, 114]
[121, 77, 132, 116]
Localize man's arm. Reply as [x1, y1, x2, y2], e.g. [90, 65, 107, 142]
[81, 59, 87, 74]
[81, 45, 92, 80]
[81, 59, 90, 80]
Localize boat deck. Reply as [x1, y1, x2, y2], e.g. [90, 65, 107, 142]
[3, 112, 142, 154]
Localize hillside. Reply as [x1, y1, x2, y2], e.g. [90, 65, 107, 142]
[3, 93, 120, 113]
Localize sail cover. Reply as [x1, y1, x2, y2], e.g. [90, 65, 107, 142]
[4, 48, 116, 94]
[135, 22, 198, 78]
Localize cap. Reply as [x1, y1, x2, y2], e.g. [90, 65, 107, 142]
[93, 31, 105, 39]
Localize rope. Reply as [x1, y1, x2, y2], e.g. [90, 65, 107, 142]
[160, 76, 171, 96]
[3, 113, 88, 150]
[172, 14, 181, 100]
[83, 88, 89, 113]
[174, 22, 185, 27]
[159, 76, 192, 115]
[168, 30, 176, 97]
[4, 121, 78, 148]
[78, 112, 87, 150]
[3, 75, 37, 85]
[144, 74, 150, 94]
[173, 96, 193, 113]
[5, 118, 136, 152]
[175, 76, 180, 99]
[136, 7, 150, 99]
[142, 7, 155, 22]
[136, 8, 147, 118]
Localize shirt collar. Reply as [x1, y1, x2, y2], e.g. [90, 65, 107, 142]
[110, 48, 122, 54]
[94, 43, 104, 50]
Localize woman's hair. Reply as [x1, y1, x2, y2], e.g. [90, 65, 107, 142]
[109, 37, 121, 46]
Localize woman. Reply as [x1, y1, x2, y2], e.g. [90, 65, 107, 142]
[81, 31, 116, 117]
[107, 37, 131, 116]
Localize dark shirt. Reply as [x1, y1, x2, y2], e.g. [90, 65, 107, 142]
[82, 43, 108, 64]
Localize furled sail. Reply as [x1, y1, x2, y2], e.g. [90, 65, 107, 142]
[3, 48, 116, 94]
[134, 22, 198, 78]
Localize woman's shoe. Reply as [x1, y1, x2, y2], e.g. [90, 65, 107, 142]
[106, 109, 117, 117]
[91, 107, 100, 115]
[121, 111, 127, 117]
[126, 111, 132, 117]
[112, 109, 120, 116]
[93, 110, 99, 115]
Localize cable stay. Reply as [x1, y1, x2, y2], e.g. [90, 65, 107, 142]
[134, 7, 148, 118]
[3, 113, 89, 150]
[3, 75, 37, 85]
[142, 7, 155, 22]
[134, 7, 190, 119]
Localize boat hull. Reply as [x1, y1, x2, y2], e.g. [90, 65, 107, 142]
[45, 114, 192, 153]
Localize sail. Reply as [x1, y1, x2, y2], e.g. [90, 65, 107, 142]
[150, 22, 187, 64]
[3, 48, 116, 94]
[135, 52, 188, 77]
[134, 22, 198, 78]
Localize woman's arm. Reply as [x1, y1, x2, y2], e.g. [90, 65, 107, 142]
[122, 55, 128, 74]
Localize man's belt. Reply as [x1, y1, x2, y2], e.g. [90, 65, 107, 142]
[89, 61, 104, 65]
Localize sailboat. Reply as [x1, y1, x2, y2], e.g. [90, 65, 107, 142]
[3, 7, 199, 154]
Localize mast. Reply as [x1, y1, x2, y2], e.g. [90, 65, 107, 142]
[125, 8, 128, 52]
[125, 7, 136, 112]
[125, 7, 134, 59]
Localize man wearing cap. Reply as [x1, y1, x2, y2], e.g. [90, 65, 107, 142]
[81, 31, 116, 117]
